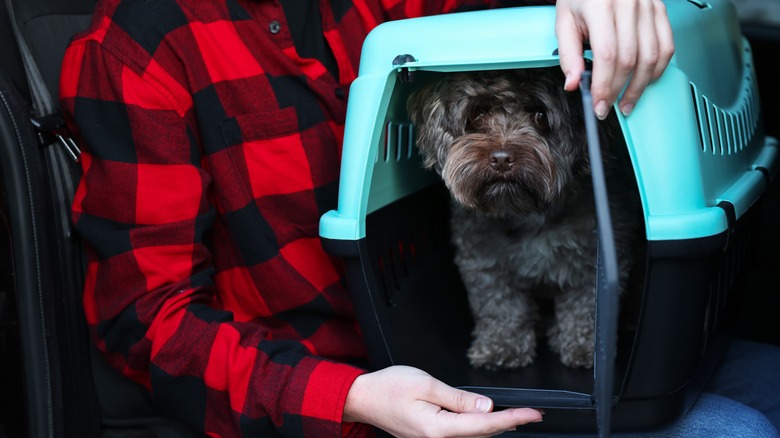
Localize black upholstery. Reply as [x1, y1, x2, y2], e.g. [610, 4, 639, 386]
[0, 3, 26, 95]
[0, 0, 200, 436]
[18, 1, 97, 100]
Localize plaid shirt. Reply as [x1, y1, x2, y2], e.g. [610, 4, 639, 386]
[60, 0, 553, 436]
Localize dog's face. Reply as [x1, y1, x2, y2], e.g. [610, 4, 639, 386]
[407, 67, 594, 217]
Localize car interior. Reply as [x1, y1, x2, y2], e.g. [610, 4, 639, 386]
[0, 0, 777, 437]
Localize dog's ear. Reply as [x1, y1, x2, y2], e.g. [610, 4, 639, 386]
[407, 81, 455, 173]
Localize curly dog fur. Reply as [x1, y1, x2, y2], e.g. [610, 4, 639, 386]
[407, 67, 641, 369]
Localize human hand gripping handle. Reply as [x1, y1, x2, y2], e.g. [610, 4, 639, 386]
[555, 0, 675, 119]
[343, 366, 543, 437]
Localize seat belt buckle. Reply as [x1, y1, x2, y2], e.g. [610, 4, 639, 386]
[31, 112, 81, 162]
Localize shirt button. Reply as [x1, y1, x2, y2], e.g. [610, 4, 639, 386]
[269, 20, 281, 34]
[335, 87, 345, 99]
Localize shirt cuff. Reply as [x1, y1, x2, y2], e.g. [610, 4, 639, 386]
[300, 360, 366, 435]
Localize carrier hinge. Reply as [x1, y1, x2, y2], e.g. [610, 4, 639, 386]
[393, 54, 417, 83]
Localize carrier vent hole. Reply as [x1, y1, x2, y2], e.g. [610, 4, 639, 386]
[385, 122, 416, 162]
[690, 60, 760, 156]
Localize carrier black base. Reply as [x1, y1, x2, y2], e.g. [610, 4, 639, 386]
[324, 182, 759, 434]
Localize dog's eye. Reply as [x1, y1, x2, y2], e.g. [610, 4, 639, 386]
[466, 112, 487, 133]
[533, 111, 548, 128]
[466, 100, 495, 132]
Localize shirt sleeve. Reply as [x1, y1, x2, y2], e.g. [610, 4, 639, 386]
[59, 31, 366, 438]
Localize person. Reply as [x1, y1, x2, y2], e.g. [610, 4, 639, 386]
[58, 0, 776, 437]
[704, 338, 780, 433]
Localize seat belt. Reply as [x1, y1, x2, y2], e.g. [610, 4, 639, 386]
[4, 0, 82, 243]
[4, 0, 87, 345]
[4, 0, 80, 158]
[3, 1, 101, 436]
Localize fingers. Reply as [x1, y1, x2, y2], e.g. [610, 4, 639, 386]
[430, 407, 544, 438]
[555, 0, 675, 120]
[555, 5, 586, 93]
[652, 1, 675, 80]
[426, 377, 494, 414]
[422, 375, 544, 437]
[616, 0, 675, 116]
[608, 0, 641, 116]
[584, 0, 620, 120]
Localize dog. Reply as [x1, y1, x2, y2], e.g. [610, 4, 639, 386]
[407, 67, 641, 369]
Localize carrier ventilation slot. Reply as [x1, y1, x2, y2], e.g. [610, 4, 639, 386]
[380, 121, 415, 163]
[368, 186, 452, 308]
[374, 217, 446, 307]
[691, 51, 760, 155]
[377, 238, 416, 306]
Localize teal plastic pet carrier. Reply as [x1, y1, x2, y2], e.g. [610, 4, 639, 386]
[320, 0, 778, 435]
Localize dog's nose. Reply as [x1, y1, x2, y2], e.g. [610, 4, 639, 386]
[489, 150, 515, 172]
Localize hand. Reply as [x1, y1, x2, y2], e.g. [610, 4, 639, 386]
[343, 365, 543, 437]
[554, 0, 675, 119]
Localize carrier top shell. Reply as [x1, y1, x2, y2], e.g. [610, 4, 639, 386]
[320, 0, 778, 243]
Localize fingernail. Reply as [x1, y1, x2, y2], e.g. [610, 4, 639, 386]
[621, 102, 635, 116]
[564, 72, 574, 90]
[595, 100, 609, 120]
[476, 397, 492, 413]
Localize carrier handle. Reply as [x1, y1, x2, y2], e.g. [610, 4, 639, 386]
[579, 70, 621, 438]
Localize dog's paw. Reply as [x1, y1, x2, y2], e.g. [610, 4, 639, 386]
[548, 324, 594, 369]
[557, 344, 594, 368]
[468, 331, 536, 370]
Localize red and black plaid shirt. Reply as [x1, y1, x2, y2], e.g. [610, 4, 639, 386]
[60, 0, 552, 436]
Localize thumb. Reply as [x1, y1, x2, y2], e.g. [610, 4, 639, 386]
[429, 380, 494, 414]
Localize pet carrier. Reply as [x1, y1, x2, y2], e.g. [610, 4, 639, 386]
[320, 0, 778, 435]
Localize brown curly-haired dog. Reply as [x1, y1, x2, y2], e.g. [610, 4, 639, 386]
[407, 67, 641, 369]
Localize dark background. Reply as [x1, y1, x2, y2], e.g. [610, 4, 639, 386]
[730, 21, 780, 347]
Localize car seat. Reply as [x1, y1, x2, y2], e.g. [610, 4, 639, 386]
[0, 0, 200, 436]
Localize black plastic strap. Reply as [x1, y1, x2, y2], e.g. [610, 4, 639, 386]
[579, 70, 620, 438]
[460, 387, 594, 409]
